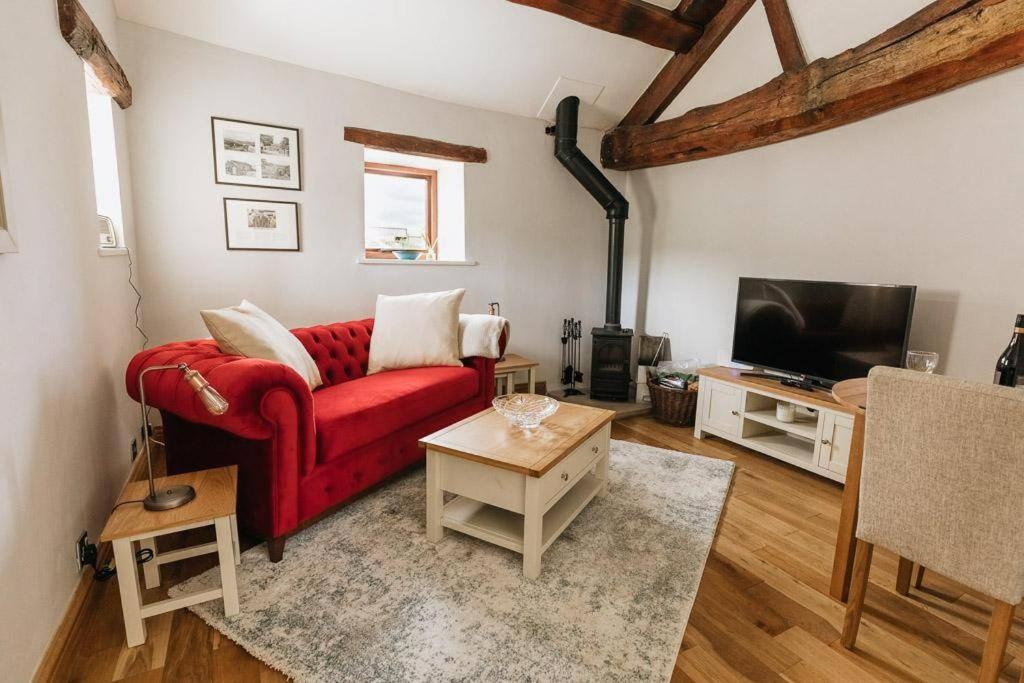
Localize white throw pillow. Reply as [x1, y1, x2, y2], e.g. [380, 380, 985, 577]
[200, 300, 323, 391]
[367, 289, 465, 374]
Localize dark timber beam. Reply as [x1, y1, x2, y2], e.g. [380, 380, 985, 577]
[675, 0, 727, 24]
[762, 0, 806, 71]
[603, 0, 1024, 170]
[57, 0, 132, 109]
[343, 127, 487, 163]
[618, 0, 755, 127]
[506, 0, 704, 52]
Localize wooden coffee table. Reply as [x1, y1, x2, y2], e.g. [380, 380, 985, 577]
[419, 402, 615, 579]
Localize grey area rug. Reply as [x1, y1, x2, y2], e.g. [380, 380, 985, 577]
[170, 439, 734, 682]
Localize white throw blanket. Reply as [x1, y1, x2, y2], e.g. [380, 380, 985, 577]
[459, 314, 509, 359]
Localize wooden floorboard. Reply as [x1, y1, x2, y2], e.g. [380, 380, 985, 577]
[50, 415, 1021, 681]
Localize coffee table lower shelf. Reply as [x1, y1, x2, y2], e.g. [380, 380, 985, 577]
[442, 473, 604, 555]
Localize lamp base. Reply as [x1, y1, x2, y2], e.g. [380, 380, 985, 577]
[144, 484, 196, 511]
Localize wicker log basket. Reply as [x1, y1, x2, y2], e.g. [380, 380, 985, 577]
[647, 377, 699, 427]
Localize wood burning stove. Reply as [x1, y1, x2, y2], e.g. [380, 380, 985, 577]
[547, 96, 633, 401]
[590, 327, 633, 401]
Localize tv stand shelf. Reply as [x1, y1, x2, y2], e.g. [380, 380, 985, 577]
[743, 408, 818, 440]
[694, 366, 857, 483]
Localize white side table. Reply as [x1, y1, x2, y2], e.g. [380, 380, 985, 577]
[100, 466, 241, 647]
[494, 353, 539, 396]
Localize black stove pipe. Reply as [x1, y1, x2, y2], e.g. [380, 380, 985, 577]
[546, 96, 628, 330]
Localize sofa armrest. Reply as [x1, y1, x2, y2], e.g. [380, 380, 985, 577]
[126, 341, 318, 476]
[462, 356, 497, 404]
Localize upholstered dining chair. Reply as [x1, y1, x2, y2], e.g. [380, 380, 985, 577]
[841, 366, 1024, 682]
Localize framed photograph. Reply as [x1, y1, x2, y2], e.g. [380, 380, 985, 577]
[211, 117, 301, 190]
[223, 198, 300, 251]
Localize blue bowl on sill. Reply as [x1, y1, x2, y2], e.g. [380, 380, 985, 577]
[393, 250, 421, 260]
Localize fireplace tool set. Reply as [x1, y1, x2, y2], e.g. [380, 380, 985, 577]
[560, 318, 584, 396]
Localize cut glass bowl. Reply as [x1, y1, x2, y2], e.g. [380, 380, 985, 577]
[492, 393, 559, 429]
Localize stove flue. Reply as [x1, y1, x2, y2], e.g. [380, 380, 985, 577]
[546, 96, 633, 401]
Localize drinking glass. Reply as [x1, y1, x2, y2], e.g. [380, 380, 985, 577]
[906, 350, 939, 373]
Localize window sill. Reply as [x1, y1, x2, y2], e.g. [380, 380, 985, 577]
[357, 257, 477, 266]
[98, 247, 128, 257]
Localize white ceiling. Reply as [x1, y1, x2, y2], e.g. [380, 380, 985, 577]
[113, 0, 678, 130]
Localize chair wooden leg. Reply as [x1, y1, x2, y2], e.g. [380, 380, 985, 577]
[914, 565, 926, 589]
[896, 556, 914, 595]
[978, 600, 1014, 683]
[841, 540, 874, 649]
[267, 536, 286, 563]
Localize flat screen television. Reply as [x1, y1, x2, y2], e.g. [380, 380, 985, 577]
[732, 277, 916, 386]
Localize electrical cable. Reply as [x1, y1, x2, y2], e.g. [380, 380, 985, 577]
[127, 246, 156, 429]
[93, 547, 154, 582]
[126, 246, 149, 350]
[111, 498, 146, 511]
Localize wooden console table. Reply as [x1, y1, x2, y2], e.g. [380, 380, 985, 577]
[829, 377, 868, 602]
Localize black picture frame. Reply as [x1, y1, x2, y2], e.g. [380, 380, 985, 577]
[223, 197, 301, 252]
[211, 116, 302, 191]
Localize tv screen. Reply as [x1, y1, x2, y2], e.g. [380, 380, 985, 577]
[732, 278, 916, 385]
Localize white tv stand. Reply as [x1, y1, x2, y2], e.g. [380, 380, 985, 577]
[694, 366, 856, 483]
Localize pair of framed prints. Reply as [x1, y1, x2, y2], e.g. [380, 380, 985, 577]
[212, 116, 301, 252]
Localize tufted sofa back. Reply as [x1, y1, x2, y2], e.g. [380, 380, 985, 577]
[292, 318, 375, 389]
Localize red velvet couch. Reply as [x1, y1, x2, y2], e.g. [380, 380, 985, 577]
[126, 318, 496, 561]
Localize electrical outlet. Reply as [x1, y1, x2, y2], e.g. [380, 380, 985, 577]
[130, 438, 138, 462]
[76, 531, 97, 571]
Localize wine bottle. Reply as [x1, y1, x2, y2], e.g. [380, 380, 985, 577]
[994, 314, 1024, 387]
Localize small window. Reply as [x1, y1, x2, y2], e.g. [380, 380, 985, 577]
[362, 149, 466, 261]
[84, 65, 126, 250]
[364, 162, 437, 260]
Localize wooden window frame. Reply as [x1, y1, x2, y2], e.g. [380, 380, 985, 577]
[363, 162, 438, 260]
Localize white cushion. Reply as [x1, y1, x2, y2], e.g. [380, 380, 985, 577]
[200, 300, 322, 391]
[367, 289, 465, 375]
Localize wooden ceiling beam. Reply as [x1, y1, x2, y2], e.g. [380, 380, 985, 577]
[762, 0, 806, 72]
[343, 127, 487, 164]
[506, 0, 704, 52]
[603, 0, 1024, 170]
[618, 0, 755, 127]
[675, 0, 727, 25]
[57, 0, 132, 109]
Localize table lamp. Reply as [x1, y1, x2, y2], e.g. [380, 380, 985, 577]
[137, 363, 229, 510]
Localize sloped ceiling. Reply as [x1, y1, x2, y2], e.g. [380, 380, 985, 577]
[114, 0, 934, 131]
[113, 0, 678, 130]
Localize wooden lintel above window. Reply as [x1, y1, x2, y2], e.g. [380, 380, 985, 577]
[57, 0, 132, 109]
[344, 127, 487, 164]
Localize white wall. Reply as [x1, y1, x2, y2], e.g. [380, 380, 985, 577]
[119, 22, 623, 387]
[629, 0, 1024, 381]
[0, 1, 143, 679]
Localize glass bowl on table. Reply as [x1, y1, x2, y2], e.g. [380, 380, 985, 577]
[492, 394, 559, 429]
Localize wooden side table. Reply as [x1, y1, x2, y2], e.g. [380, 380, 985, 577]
[100, 466, 241, 647]
[494, 353, 539, 396]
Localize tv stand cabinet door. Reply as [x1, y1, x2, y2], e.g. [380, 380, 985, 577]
[817, 412, 853, 477]
[704, 381, 742, 437]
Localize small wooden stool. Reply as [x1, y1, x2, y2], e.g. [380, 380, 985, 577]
[100, 466, 241, 647]
[494, 353, 539, 396]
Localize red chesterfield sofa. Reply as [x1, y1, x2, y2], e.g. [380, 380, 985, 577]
[126, 318, 497, 561]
